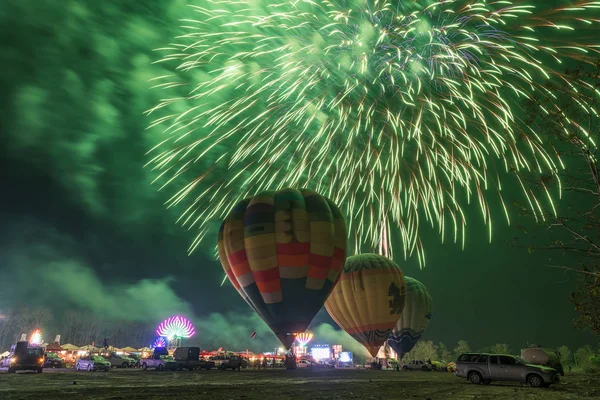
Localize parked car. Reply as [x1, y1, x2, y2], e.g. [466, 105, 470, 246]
[210, 354, 247, 370]
[173, 347, 200, 371]
[241, 357, 250, 369]
[76, 355, 111, 372]
[401, 360, 433, 371]
[297, 359, 314, 369]
[103, 352, 135, 368]
[431, 360, 446, 371]
[44, 353, 66, 368]
[141, 348, 177, 371]
[1, 342, 45, 373]
[217, 354, 243, 371]
[313, 360, 335, 369]
[521, 347, 565, 376]
[127, 353, 142, 368]
[198, 359, 216, 370]
[454, 353, 559, 387]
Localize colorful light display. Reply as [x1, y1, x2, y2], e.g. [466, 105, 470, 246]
[332, 344, 342, 359]
[29, 329, 42, 345]
[295, 332, 314, 347]
[152, 336, 168, 348]
[156, 316, 195, 340]
[311, 345, 331, 361]
[339, 352, 353, 363]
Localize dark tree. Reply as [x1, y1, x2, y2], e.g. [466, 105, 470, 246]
[522, 62, 600, 335]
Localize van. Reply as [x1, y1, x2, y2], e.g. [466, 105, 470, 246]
[173, 347, 200, 370]
[1, 341, 45, 373]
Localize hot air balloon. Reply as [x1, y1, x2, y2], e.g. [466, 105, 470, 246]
[325, 253, 407, 357]
[387, 277, 432, 360]
[218, 188, 347, 348]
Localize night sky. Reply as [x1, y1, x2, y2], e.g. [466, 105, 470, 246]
[0, 0, 596, 353]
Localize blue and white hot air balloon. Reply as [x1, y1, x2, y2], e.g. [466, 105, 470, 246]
[387, 277, 432, 360]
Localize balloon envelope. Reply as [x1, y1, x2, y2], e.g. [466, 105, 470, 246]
[325, 254, 407, 357]
[387, 277, 432, 359]
[218, 188, 347, 348]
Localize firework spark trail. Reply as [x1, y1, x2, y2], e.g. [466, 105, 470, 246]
[147, 0, 600, 265]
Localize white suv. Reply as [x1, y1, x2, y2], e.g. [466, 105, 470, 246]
[401, 360, 433, 371]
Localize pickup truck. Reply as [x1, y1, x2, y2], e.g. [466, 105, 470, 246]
[141, 348, 177, 371]
[454, 353, 559, 387]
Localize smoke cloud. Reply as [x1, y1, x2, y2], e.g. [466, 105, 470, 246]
[1, 220, 191, 322]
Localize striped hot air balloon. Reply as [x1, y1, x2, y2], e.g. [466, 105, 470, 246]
[387, 277, 432, 359]
[218, 188, 347, 348]
[325, 254, 407, 357]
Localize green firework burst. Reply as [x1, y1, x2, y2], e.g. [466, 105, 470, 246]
[147, 0, 600, 264]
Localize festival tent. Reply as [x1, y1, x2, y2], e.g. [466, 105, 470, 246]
[1, 351, 9, 357]
[79, 344, 101, 353]
[138, 347, 152, 352]
[45, 343, 64, 352]
[120, 346, 138, 353]
[61, 344, 80, 351]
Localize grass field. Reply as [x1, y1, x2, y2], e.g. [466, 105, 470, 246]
[1, 368, 599, 400]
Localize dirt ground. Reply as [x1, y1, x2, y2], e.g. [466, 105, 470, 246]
[0, 368, 598, 400]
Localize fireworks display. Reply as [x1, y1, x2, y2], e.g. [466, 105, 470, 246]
[156, 316, 196, 339]
[29, 329, 42, 345]
[147, 0, 600, 263]
[295, 332, 314, 347]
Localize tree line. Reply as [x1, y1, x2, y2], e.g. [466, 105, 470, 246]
[392, 340, 600, 370]
[0, 307, 155, 351]
[3, 306, 599, 370]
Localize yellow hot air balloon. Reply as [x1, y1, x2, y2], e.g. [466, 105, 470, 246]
[325, 253, 407, 357]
